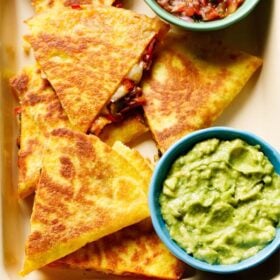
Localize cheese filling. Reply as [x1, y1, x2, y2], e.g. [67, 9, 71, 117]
[110, 62, 144, 103]
[90, 37, 158, 134]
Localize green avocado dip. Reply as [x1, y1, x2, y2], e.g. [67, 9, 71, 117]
[160, 138, 280, 265]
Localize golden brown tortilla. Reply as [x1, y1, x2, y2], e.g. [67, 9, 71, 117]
[142, 33, 262, 152]
[26, 6, 169, 132]
[31, 0, 116, 13]
[20, 128, 149, 276]
[50, 219, 185, 279]
[9, 65, 72, 198]
[50, 143, 184, 279]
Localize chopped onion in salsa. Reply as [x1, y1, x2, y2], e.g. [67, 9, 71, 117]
[156, 0, 245, 22]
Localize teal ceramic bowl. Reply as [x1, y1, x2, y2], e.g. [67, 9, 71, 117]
[145, 0, 261, 31]
[149, 127, 280, 273]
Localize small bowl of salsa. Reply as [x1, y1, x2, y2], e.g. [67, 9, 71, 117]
[149, 127, 280, 273]
[145, 0, 261, 31]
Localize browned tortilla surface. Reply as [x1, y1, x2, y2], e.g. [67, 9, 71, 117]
[50, 142, 184, 279]
[20, 128, 150, 276]
[31, 0, 116, 13]
[142, 33, 263, 152]
[26, 6, 169, 132]
[9, 65, 72, 198]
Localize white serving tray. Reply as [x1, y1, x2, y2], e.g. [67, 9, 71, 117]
[0, 0, 279, 279]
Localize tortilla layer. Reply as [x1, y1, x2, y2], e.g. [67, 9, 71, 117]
[9, 65, 71, 198]
[31, 0, 115, 13]
[20, 128, 150, 275]
[142, 33, 262, 152]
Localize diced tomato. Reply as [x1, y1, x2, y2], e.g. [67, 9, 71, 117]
[104, 113, 122, 122]
[227, 0, 239, 14]
[204, 8, 220, 21]
[122, 78, 135, 92]
[14, 106, 22, 115]
[113, 0, 123, 8]
[131, 96, 146, 106]
[71, 4, 81, 9]
[201, 0, 207, 6]
[180, 7, 196, 17]
[156, 0, 245, 21]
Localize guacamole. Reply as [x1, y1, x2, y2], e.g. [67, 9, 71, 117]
[160, 138, 280, 265]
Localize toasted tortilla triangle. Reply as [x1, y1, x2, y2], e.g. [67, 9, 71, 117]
[20, 128, 149, 276]
[9, 65, 72, 198]
[142, 33, 263, 152]
[31, 0, 116, 13]
[26, 6, 169, 132]
[50, 144, 185, 279]
[50, 219, 185, 279]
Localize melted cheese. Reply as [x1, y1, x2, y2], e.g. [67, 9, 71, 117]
[110, 62, 144, 102]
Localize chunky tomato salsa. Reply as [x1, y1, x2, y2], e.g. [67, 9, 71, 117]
[156, 0, 245, 22]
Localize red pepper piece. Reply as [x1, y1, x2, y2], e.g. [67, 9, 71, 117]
[122, 78, 135, 92]
[104, 113, 122, 123]
[14, 106, 22, 115]
[146, 37, 157, 56]
[71, 4, 81, 9]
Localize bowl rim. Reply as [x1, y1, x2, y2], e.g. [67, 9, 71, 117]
[144, 0, 261, 31]
[149, 126, 280, 273]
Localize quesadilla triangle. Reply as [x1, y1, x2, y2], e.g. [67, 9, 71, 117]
[9, 65, 72, 199]
[50, 219, 186, 280]
[20, 128, 150, 276]
[142, 33, 263, 153]
[26, 6, 169, 133]
[31, 0, 121, 14]
[50, 144, 185, 279]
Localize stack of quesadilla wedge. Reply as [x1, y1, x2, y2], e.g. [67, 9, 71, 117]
[142, 33, 262, 152]
[10, 65, 149, 198]
[11, 0, 264, 278]
[14, 4, 186, 279]
[49, 142, 184, 279]
[20, 128, 150, 275]
[20, 130, 185, 278]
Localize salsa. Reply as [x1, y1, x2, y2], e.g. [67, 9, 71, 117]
[160, 138, 280, 264]
[156, 0, 245, 22]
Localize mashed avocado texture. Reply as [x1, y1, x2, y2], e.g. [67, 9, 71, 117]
[160, 138, 280, 265]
